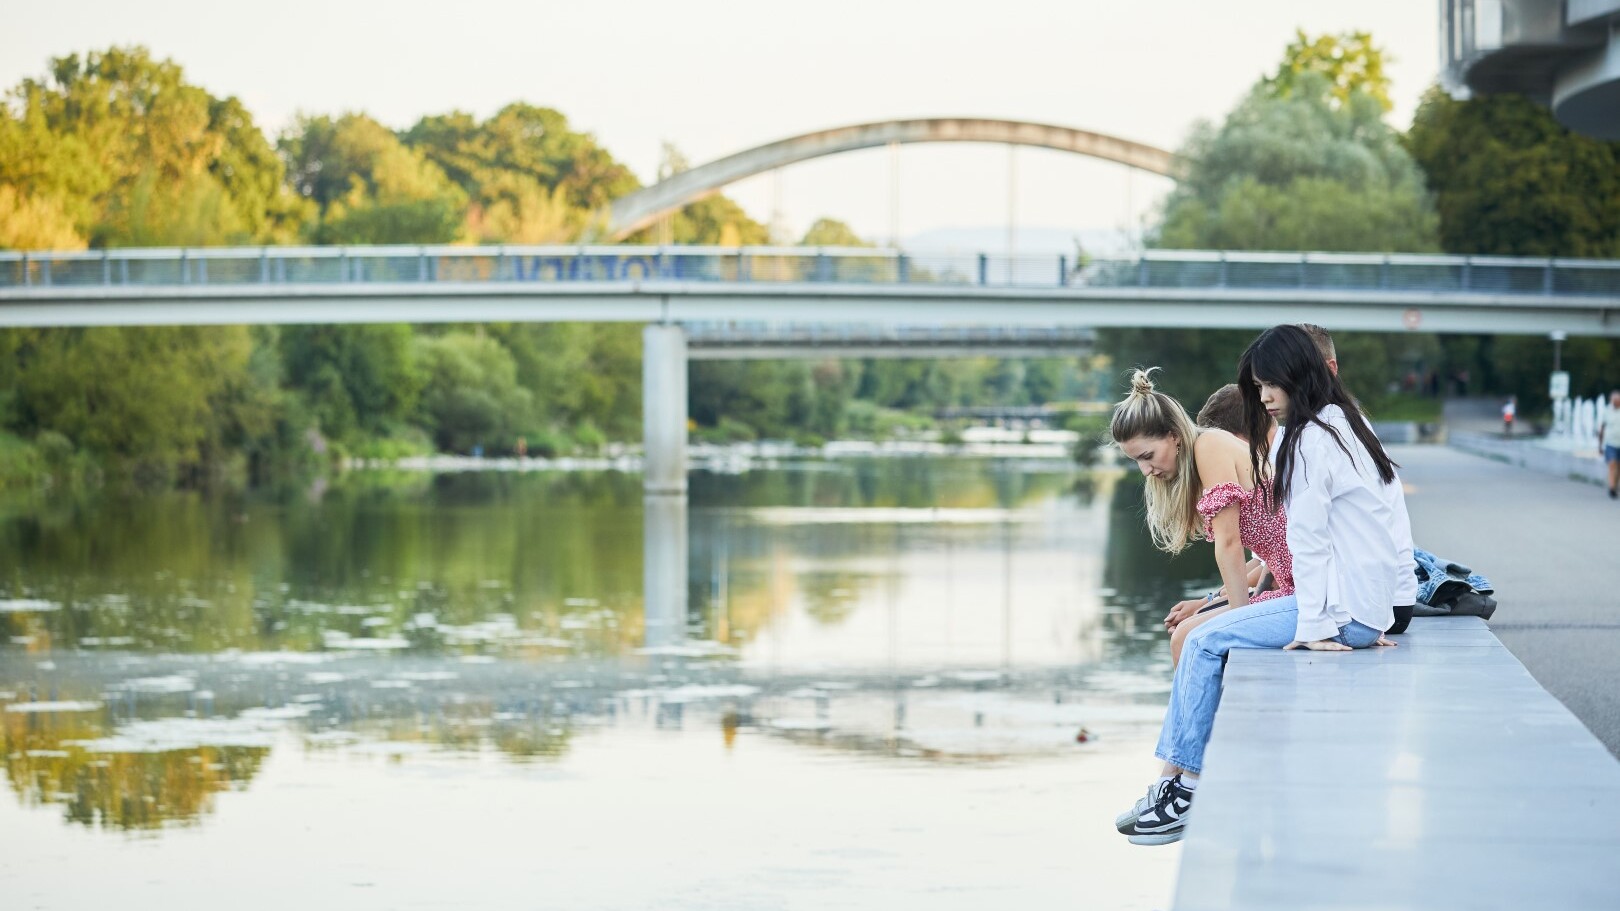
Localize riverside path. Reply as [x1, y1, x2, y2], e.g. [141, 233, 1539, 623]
[1397, 443, 1620, 755]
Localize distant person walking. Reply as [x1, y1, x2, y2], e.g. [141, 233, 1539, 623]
[1502, 396, 1517, 436]
[1600, 391, 1620, 500]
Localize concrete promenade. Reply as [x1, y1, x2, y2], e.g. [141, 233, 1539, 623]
[1175, 619, 1620, 910]
[1399, 443, 1620, 755]
[1173, 444, 1620, 910]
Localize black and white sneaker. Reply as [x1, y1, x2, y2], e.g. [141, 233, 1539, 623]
[1125, 775, 1194, 846]
[1114, 782, 1159, 833]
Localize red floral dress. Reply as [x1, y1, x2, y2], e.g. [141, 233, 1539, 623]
[1195, 482, 1294, 602]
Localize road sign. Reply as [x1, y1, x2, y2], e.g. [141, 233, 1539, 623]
[1550, 371, 1570, 399]
[1402, 308, 1422, 330]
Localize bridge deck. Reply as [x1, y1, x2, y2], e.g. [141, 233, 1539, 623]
[5, 246, 1618, 334]
[1173, 617, 1620, 911]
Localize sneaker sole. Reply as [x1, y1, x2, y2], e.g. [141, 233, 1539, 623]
[1114, 810, 1140, 833]
[1127, 829, 1185, 846]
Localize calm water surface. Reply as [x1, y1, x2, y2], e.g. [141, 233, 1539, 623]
[0, 458, 1214, 910]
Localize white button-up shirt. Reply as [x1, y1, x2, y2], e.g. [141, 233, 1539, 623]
[1282, 405, 1411, 641]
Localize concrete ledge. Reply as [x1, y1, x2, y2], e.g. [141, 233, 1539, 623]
[1172, 617, 1620, 911]
[1449, 431, 1608, 486]
[1371, 420, 1419, 444]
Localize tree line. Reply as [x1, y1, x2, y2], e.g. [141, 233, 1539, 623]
[0, 48, 1086, 489]
[4, 37, 1620, 490]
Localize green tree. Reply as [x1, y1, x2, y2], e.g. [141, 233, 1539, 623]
[1107, 37, 1439, 406]
[0, 185, 84, 249]
[800, 218, 868, 247]
[667, 195, 770, 246]
[1407, 88, 1620, 258]
[279, 114, 465, 244]
[1406, 89, 1620, 413]
[0, 46, 306, 248]
[1155, 71, 1437, 253]
[1264, 29, 1393, 113]
[404, 104, 637, 213]
[402, 104, 639, 244]
[3, 326, 257, 485]
[278, 324, 422, 442]
[413, 331, 533, 453]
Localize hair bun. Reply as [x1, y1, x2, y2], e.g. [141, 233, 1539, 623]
[1129, 367, 1160, 396]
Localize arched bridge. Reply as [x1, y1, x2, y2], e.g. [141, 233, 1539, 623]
[605, 118, 1180, 240]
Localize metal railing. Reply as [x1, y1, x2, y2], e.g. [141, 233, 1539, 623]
[685, 323, 1096, 347]
[3, 245, 1619, 297]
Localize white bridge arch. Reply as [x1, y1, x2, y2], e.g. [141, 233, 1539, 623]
[604, 117, 1179, 240]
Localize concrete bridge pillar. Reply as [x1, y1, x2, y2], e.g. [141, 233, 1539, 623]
[642, 322, 689, 647]
[642, 323, 688, 494]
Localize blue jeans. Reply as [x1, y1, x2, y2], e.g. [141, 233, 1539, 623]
[1154, 595, 1383, 774]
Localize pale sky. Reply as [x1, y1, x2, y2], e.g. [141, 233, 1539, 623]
[1, 0, 1439, 250]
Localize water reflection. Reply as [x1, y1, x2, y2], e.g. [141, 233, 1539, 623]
[1, 459, 1213, 833]
[2, 698, 270, 830]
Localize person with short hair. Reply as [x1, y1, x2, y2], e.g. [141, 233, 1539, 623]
[1194, 383, 1248, 437]
[1600, 390, 1620, 500]
[1297, 323, 1337, 375]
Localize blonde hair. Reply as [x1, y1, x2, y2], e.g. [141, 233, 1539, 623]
[1109, 367, 1203, 554]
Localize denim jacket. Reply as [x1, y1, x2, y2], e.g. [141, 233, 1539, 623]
[1413, 547, 1494, 606]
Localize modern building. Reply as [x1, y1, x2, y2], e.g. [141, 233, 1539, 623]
[1440, 0, 1620, 138]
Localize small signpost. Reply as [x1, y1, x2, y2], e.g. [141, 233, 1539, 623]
[1550, 331, 1569, 402]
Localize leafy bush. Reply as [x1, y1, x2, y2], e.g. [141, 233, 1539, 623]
[0, 433, 46, 489]
[572, 420, 607, 454]
[350, 427, 435, 461]
[524, 428, 572, 458]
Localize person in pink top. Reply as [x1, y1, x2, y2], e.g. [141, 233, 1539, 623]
[1109, 372, 1295, 668]
[1158, 384, 1294, 663]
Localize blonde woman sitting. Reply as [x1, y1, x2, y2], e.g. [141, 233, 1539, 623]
[1108, 367, 1294, 844]
[1158, 383, 1291, 663]
[1113, 371, 1296, 669]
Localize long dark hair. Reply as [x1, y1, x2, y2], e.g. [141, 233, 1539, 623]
[1237, 325, 1397, 510]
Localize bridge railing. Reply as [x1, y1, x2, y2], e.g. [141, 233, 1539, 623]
[684, 322, 1096, 347]
[4, 245, 1620, 296]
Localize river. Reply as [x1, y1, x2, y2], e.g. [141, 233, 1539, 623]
[0, 457, 1212, 909]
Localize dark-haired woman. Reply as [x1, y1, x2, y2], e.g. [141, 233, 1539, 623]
[1237, 324, 1412, 652]
[1114, 324, 1407, 847]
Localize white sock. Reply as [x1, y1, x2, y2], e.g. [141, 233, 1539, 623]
[1179, 774, 1199, 791]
